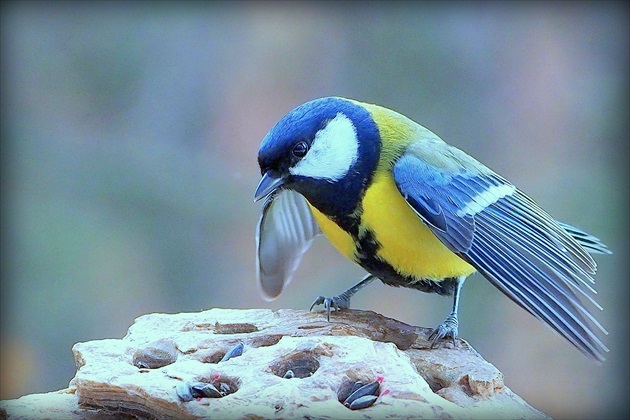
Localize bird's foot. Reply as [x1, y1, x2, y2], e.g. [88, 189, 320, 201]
[309, 275, 376, 322]
[310, 292, 352, 322]
[428, 313, 459, 348]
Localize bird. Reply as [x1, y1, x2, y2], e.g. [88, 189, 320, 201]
[253, 96, 610, 362]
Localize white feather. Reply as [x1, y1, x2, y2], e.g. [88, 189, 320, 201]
[456, 183, 516, 217]
[289, 113, 358, 181]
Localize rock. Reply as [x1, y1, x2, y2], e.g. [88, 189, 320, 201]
[0, 308, 548, 419]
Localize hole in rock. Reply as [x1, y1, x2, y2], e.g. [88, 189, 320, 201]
[270, 351, 320, 379]
[425, 376, 446, 393]
[337, 377, 381, 410]
[250, 334, 283, 348]
[196, 374, 240, 398]
[132, 339, 178, 369]
[200, 352, 224, 364]
[200, 342, 244, 364]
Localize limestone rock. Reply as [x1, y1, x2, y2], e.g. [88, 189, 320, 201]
[1, 308, 548, 419]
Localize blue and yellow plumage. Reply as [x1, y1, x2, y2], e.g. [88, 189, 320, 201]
[254, 97, 610, 362]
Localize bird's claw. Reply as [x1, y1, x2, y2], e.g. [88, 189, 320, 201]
[428, 314, 459, 348]
[310, 294, 351, 321]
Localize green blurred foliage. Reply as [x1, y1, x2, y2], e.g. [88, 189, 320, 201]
[1, 2, 628, 418]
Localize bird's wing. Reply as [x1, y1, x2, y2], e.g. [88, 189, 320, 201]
[556, 221, 612, 255]
[256, 188, 322, 300]
[393, 145, 608, 361]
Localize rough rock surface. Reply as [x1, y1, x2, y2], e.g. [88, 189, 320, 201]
[1, 308, 548, 419]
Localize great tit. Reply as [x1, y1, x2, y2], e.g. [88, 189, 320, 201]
[254, 97, 610, 362]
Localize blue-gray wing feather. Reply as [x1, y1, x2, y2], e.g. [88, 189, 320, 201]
[393, 152, 608, 361]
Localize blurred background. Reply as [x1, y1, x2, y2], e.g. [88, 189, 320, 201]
[1, 1, 628, 418]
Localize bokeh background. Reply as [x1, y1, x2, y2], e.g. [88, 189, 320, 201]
[1, 1, 628, 418]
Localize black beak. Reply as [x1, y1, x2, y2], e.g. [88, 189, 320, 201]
[254, 172, 286, 202]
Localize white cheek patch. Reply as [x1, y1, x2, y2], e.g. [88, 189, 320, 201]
[456, 183, 516, 217]
[289, 113, 359, 181]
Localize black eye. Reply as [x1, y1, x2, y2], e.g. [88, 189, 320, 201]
[292, 141, 309, 158]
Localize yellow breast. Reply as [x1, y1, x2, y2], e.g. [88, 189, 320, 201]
[308, 205, 356, 261]
[360, 172, 476, 279]
[308, 171, 476, 280]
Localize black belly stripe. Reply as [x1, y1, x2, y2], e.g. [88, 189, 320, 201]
[354, 227, 459, 296]
[311, 185, 460, 296]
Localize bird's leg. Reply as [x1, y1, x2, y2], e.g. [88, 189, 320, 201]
[429, 276, 466, 347]
[310, 274, 377, 321]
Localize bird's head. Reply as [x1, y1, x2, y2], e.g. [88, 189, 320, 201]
[254, 97, 381, 218]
